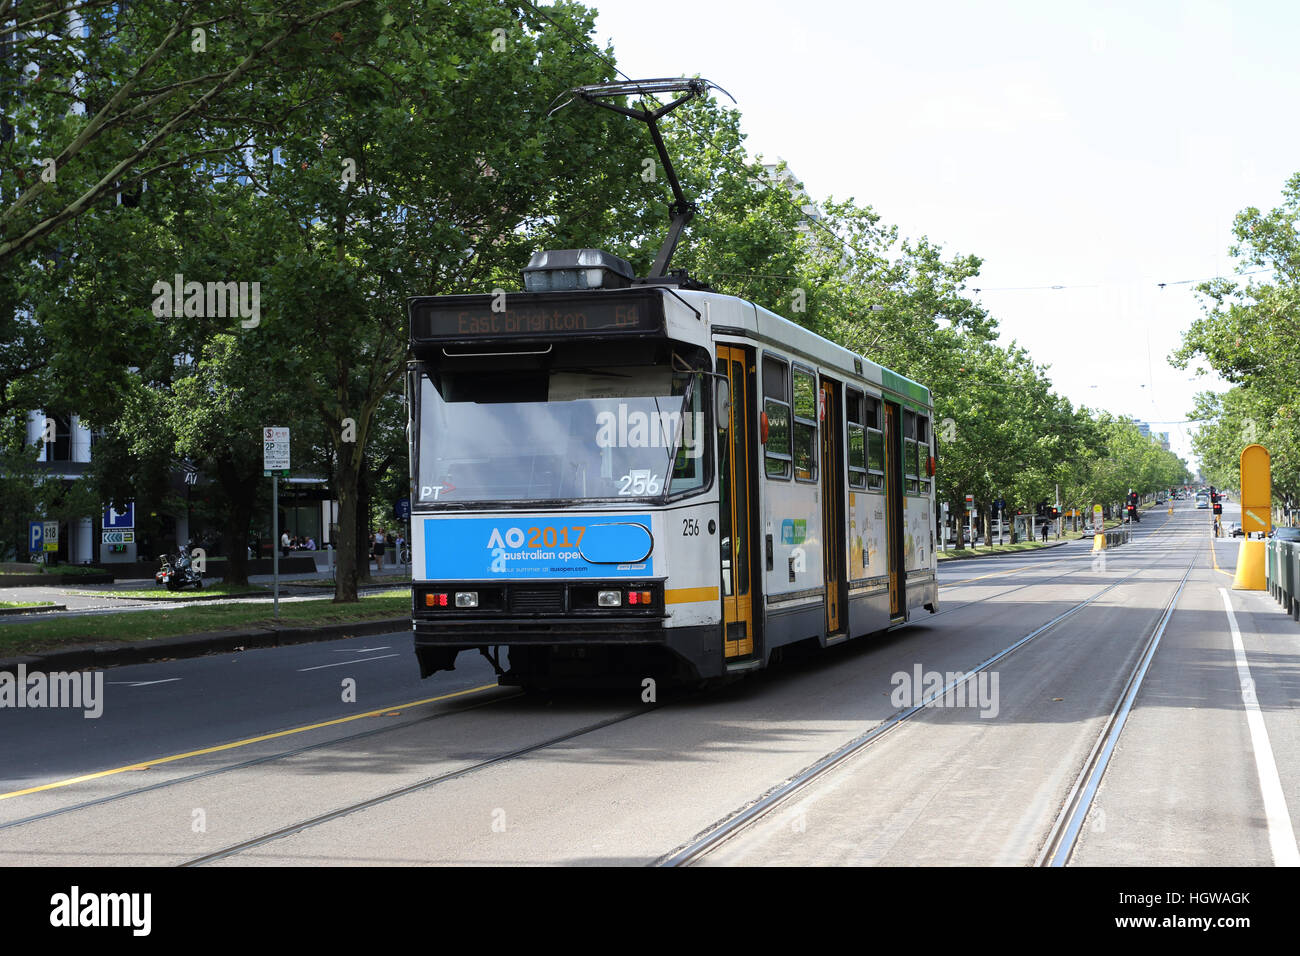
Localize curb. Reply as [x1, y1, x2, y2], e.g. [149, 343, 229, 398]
[0, 603, 66, 616]
[0, 616, 410, 675]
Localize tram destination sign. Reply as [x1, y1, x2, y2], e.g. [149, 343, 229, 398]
[410, 291, 664, 343]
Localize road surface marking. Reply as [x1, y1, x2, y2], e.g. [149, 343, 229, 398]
[943, 559, 1066, 588]
[0, 683, 498, 802]
[1208, 535, 1233, 578]
[105, 679, 183, 687]
[1219, 588, 1300, 866]
[298, 654, 400, 672]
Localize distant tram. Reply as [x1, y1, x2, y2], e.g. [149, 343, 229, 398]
[403, 77, 937, 689]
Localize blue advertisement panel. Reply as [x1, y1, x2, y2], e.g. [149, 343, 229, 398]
[423, 514, 654, 579]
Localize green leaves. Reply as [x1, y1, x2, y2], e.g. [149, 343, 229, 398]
[1177, 170, 1300, 503]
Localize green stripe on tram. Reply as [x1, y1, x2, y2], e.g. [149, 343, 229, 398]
[881, 368, 931, 408]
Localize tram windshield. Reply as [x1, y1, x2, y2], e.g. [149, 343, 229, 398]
[416, 364, 707, 505]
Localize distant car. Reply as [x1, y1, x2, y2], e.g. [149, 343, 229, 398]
[1270, 527, 1300, 542]
[1228, 522, 1244, 538]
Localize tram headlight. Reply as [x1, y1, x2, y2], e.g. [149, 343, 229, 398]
[597, 590, 622, 607]
[455, 591, 479, 608]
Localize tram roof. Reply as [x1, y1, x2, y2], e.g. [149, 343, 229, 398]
[669, 289, 933, 410]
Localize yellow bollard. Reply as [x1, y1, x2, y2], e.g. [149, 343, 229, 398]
[1093, 533, 1106, 552]
[1232, 539, 1266, 590]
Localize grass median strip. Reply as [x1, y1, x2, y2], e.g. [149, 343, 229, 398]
[939, 540, 1067, 560]
[0, 600, 55, 609]
[0, 591, 410, 656]
[67, 583, 269, 601]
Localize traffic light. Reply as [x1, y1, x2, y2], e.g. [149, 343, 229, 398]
[1050, 507, 1060, 520]
[1213, 501, 1223, 515]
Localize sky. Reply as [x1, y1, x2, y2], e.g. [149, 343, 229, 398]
[586, 0, 1300, 468]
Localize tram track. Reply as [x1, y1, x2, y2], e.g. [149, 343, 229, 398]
[930, 513, 1179, 620]
[179, 703, 663, 866]
[656, 520, 1204, 866]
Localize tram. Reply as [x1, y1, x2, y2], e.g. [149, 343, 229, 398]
[403, 79, 936, 688]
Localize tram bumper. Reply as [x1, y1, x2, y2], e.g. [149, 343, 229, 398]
[412, 618, 721, 683]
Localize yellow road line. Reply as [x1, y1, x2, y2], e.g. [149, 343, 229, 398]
[0, 683, 498, 802]
[1208, 533, 1234, 578]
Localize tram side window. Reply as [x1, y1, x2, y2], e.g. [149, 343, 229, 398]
[903, 409, 919, 494]
[763, 355, 792, 479]
[670, 371, 707, 494]
[792, 365, 818, 483]
[916, 414, 931, 494]
[865, 395, 884, 491]
[847, 388, 867, 489]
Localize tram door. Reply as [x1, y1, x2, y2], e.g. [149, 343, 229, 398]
[716, 345, 755, 658]
[820, 377, 846, 635]
[882, 400, 907, 620]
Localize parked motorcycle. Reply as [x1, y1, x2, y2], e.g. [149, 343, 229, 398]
[155, 548, 203, 591]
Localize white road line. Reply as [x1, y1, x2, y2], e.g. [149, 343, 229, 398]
[1219, 587, 1300, 867]
[331, 646, 391, 653]
[297, 654, 399, 672]
[105, 678, 183, 687]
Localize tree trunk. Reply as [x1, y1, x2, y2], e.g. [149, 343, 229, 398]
[952, 497, 965, 551]
[356, 460, 372, 580]
[333, 457, 360, 602]
[216, 457, 257, 586]
[982, 506, 993, 547]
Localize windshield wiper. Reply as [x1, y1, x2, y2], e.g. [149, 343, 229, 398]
[660, 375, 697, 496]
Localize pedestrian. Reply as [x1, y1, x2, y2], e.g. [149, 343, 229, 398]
[281, 529, 290, 557]
[1040, 522, 1049, 543]
[373, 527, 386, 571]
[305, 536, 316, 551]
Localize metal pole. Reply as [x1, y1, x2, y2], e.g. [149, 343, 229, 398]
[272, 476, 279, 619]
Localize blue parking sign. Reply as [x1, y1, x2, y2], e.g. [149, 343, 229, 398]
[29, 521, 43, 552]
[103, 502, 135, 530]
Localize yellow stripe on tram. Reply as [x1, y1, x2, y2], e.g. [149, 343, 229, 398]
[664, 586, 720, 605]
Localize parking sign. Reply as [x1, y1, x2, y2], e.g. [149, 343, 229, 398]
[103, 502, 135, 529]
[29, 521, 43, 552]
[263, 426, 290, 476]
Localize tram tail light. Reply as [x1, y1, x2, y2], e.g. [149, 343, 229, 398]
[425, 592, 449, 607]
[627, 590, 653, 605]
[455, 591, 479, 608]
[597, 590, 622, 607]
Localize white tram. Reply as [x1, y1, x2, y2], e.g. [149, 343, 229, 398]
[406, 248, 938, 687]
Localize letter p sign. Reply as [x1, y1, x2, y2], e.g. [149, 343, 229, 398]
[29, 521, 43, 553]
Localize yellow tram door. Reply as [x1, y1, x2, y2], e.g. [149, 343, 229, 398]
[819, 377, 846, 636]
[882, 400, 906, 620]
[716, 345, 754, 658]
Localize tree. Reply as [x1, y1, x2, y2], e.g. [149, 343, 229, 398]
[1, 0, 368, 264]
[1174, 171, 1300, 507]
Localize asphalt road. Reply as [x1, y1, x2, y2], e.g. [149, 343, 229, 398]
[1, 501, 1295, 866]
